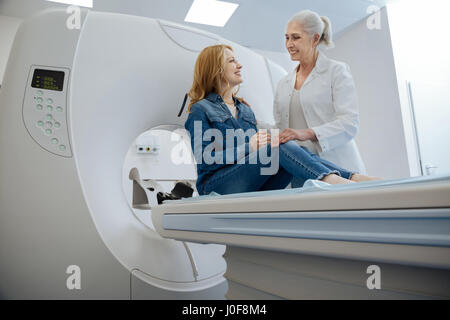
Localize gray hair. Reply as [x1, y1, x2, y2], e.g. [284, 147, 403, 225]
[288, 10, 334, 49]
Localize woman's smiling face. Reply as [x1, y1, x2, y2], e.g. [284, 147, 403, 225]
[285, 21, 318, 62]
[223, 48, 243, 87]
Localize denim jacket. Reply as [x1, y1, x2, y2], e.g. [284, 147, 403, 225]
[185, 92, 258, 194]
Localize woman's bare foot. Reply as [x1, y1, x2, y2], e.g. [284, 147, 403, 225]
[321, 174, 354, 185]
[350, 174, 382, 182]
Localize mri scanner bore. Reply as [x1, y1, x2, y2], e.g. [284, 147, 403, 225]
[124, 127, 198, 225]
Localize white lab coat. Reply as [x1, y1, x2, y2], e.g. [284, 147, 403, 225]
[269, 51, 366, 174]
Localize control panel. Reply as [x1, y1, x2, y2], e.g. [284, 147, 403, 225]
[23, 66, 72, 157]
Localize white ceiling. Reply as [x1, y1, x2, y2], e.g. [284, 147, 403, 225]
[0, 0, 394, 52]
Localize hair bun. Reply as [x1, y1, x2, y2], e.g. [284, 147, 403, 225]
[320, 16, 334, 48]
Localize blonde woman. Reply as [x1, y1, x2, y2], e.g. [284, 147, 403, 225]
[275, 10, 367, 187]
[184, 45, 376, 195]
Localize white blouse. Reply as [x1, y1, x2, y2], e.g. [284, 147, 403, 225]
[289, 88, 320, 155]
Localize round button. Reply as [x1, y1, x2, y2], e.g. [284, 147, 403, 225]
[45, 129, 52, 135]
[46, 105, 53, 111]
[37, 121, 44, 127]
[45, 121, 53, 128]
[56, 106, 63, 112]
[36, 97, 43, 103]
[36, 104, 43, 110]
[46, 114, 52, 120]
[54, 122, 61, 129]
[51, 138, 59, 145]
[59, 145, 66, 151]
[36, 90, 43, 96]
[47, 98, 53, 104]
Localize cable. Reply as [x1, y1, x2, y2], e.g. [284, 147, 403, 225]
[182, 241, 199, 281]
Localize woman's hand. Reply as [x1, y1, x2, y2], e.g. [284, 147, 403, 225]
[250, 131, 280, 152]
[279, 128, 316, 144]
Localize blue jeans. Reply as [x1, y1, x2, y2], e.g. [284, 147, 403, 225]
[201, 140, 353, 195]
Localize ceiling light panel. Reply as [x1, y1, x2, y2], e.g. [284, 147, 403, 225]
[46, 0, 93, 8]
[185, 0, 239, 27]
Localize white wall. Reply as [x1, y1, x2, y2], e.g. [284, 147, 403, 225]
[326, 7, 410, 178]
[388, 0, 450, 176]
[0, 15, 22, 86]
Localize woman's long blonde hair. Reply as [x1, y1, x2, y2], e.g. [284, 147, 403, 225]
[187, 44, 242, 112]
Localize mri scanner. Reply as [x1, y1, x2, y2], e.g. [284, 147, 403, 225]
[1, 7, 450, 300]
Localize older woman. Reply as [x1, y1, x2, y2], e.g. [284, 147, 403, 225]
[184, 44, 377, 195]
[275, 10, 368, 187]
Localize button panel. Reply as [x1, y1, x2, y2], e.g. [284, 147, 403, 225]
[23, 66, 72, 157]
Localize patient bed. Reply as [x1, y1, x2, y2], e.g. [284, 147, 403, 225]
[152, 174, 450, 299]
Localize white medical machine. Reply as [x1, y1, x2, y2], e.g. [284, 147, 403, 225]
[0, 7, 284, 299]
[1, 8, 450, 300]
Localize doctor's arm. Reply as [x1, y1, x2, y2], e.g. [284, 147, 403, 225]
[310, 63, 360, 153]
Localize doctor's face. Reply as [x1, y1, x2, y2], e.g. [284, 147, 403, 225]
[285, 21, 318, 62]
[223, 48, 243, 87]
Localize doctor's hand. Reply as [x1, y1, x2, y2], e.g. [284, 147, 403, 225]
[279, 128, 316, 144]
[250, 131, 280, 152]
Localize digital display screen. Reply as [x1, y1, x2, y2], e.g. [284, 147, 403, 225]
[31, 69, 65, 91]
